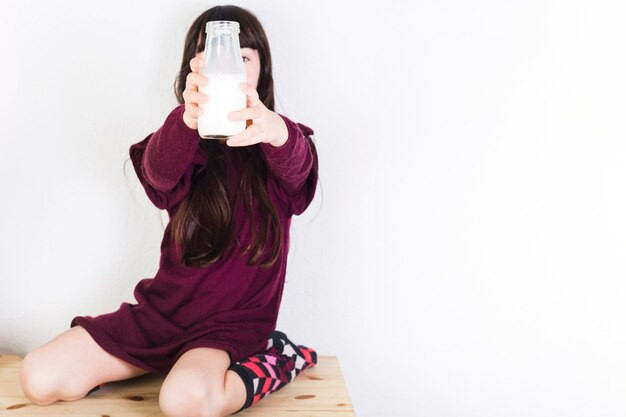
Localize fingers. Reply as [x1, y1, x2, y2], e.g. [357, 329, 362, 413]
[186, 71, 208, 90]
[183, 89, 209, 105]
[228, 132, 266, 147]
[190, 56, 204, 74]
[240, 82, 261, 106]
[183, 90, 208, 120]
[228, 105, 261, 122]
[183, 57, 210, 122]
[227, 84, 263, 122]
[227, 125, 262, 147]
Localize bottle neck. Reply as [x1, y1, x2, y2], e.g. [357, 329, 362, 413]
[204, 32, 244, 74]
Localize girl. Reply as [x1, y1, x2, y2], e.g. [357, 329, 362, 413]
[19, 5, 319, 416]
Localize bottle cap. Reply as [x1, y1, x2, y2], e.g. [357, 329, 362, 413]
[206, 20, 240, 34]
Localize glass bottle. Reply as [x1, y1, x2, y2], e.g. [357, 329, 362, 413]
[197, 21, 247, 139]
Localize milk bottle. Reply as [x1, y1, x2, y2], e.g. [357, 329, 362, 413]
[198, 21, 247, 139]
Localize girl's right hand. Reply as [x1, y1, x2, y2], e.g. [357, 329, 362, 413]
[182, 56, 209, 130]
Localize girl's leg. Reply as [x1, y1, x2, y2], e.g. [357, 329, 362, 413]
[158, 347, 246, 417]
[228, 331, 318, 412]
[159, 332, 318, 417]
[19, 325, 149, 406]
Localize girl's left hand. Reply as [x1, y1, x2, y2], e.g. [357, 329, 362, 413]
[226, 82, 289, 147]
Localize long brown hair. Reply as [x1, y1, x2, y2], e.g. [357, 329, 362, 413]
[171, 5, 282, 269]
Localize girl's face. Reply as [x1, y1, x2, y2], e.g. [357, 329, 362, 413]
[195, 41, 261, 91]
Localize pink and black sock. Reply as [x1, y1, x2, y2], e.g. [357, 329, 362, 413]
[228, 330, 317, 413]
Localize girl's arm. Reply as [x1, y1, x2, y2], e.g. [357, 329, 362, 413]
[259, 114, 318, 215]
[129, 104, 207, 211]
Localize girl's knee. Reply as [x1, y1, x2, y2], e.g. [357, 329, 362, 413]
[20, 352, 59, 405]
[20, 351, 90, 406]
[159, 382, 227, 417]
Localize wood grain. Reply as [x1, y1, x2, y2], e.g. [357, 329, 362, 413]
[0, 354, 356, 416]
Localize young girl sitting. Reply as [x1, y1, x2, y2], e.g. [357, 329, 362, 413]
[20, 5, 319, 416]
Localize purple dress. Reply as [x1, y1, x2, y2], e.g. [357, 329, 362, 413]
[70, 104, 318, 375]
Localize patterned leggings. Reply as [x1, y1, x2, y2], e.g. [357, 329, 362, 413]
[228, 330, 317, 412]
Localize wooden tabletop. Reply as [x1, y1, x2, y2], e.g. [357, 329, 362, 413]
[0, 354, 355, 416]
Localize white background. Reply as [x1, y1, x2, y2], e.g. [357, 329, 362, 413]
[2, 1, 626, 416]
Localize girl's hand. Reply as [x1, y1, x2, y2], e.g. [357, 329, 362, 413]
[226, 83, 289, 147]
[181, 56, 210, 130]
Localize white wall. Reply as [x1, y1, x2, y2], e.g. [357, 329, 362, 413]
[2, 1, 626, 416]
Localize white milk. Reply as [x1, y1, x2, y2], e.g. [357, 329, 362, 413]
[198, 72, 247, 139]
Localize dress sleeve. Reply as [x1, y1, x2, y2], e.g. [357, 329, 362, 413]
[129, 104, 208, 212]
[259, 114, 318, 216]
